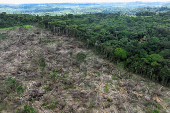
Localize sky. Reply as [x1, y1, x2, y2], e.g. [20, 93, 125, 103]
[0, 0, 170, 4]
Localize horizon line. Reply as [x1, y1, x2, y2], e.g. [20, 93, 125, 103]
[0, 1, 170, 5]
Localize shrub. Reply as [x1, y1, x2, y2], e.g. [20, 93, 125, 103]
[43, 85, 50, 90]
[6, 76, 16, 84]
[38, 57, 46, 67]
[50, 72, 57, 79]
[105, 85, 109, 92]
[23, 104, 35, 113]
[152, 109, 160, 113]
[76, 52, 86, 63]
[107, 98, 113, 102]
[17, 85, 24, 94]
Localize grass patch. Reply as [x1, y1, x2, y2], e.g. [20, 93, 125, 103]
[154, 103, 163, 109]
[50, 72, 57, 81]
[0, 26, 18, 31]
[152, 109, 160, 113]
[105, 85, 109, 92]
[0, 25, 32, 31]
[43, 85, 50, 90]
[17, 85, 24, 95]
[24, 25, 32, 28]
[107, 98, 113, 102]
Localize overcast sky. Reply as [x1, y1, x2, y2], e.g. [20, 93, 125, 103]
[0, 0, 170, 4]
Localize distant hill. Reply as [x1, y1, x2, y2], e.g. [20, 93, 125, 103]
[0, 2, 170, 15]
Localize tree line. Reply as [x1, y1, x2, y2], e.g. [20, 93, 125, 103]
[0, 12, 38, 28]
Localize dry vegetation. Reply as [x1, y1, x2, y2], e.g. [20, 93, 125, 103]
[0, 26, 170, 113]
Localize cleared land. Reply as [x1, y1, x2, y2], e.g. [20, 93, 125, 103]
[0, 26, 170, 113]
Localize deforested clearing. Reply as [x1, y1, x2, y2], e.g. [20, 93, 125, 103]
[0, 26, 170, 113]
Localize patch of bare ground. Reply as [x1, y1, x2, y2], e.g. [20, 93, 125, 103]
[0, 26, 170, 113]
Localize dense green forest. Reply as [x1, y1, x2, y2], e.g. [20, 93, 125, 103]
[0, 11, 170, 86]
[0, 12, 38, 28]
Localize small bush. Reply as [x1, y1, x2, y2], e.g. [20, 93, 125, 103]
[23, 104, 35, 113]
[112, 75, 118, 80]
[152, 109, 160, 113]
[76, 52, 86, 63]
[55, 69, 62, 73]
[6, 76, 16, 84]
[43, 85, 50, 90]
[62, 73, 68, 78]
[155, 103, 163, 109]
[107, 98, 113, 102]
[50, 72, 57, 79]
[38, 57, 46, 67]
[17, 85, 24, 94]
[55, 101, 59, 105]
[97, 72, 101, 77]
[6, 90, 11, 95]
[105, 85, 109, 92]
